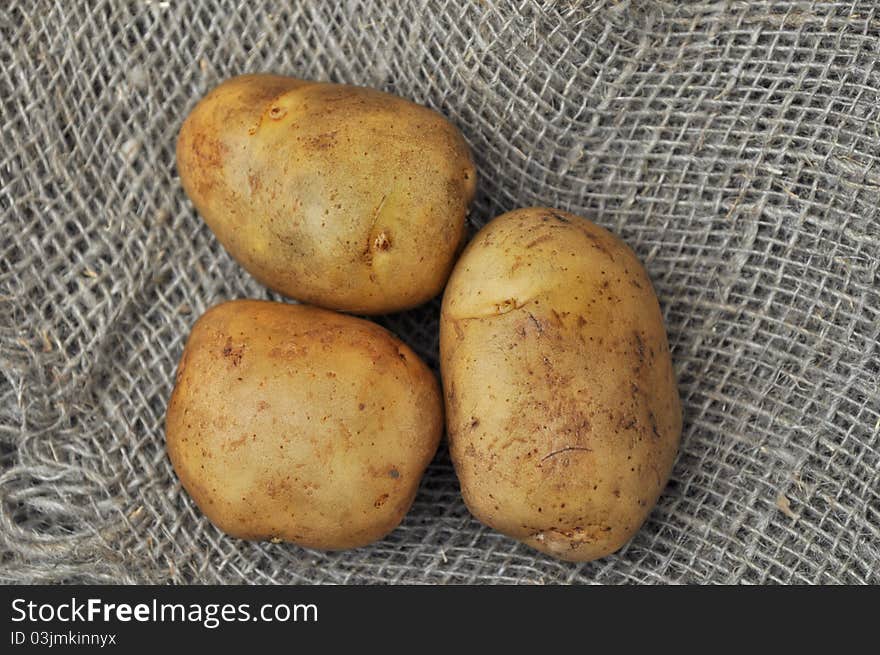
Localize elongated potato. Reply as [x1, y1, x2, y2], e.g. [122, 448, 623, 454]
[177, 74, 476, 314]
[166, 299, 443, 550]
[440, 208, 681, 562]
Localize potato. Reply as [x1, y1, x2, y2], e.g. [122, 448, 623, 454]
[440, 208, 681, 561]
[165, 299, 443, 550]
[176, 74, 476, 314]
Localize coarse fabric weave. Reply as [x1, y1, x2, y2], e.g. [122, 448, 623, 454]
[2, 0, 878, 585]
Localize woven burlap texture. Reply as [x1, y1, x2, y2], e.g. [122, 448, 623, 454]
[2, 0, 878, 584]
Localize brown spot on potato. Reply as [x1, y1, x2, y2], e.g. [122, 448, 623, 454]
[190, 132, 227, 169]
[529, 524, 610, 550]
[527, 312, 543, 334]
[247, 172, 261, 194]
[175, 350, 189, 385]
[648, 409, 661, 440]
[495, 298, 523, 315]
[634, 332, 645, 365]
[226, 433, 249, 451]
[305, 131, 338, 150]
[526, 234, 553, 248]
[222, 337, 244, 366]
[268, 105, 287, 120]
[265, 478, 290, 499]
[374, 493, 389, 508]
[581, 228, 615, 261]
[539, 446, 592, 463]
[619, 415, 637, 431]
[373, 231, 392, 251]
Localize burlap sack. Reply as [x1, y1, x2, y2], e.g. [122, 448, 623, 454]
[2, 0, 878, 584]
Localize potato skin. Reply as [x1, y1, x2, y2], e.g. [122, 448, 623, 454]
[176, 74, 476, 314]
[440, 208, 681, 562]
[165, 299, 443, 550]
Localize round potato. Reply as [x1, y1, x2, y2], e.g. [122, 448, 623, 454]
[166, 299, 442, 550]
[440, 208, 681, 562]
[176, 74, 476, 314]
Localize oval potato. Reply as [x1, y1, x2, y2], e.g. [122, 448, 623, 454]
[176, 74, 476, 314]
[166, 299, 443, 550]
[440, 208, 681, 561]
